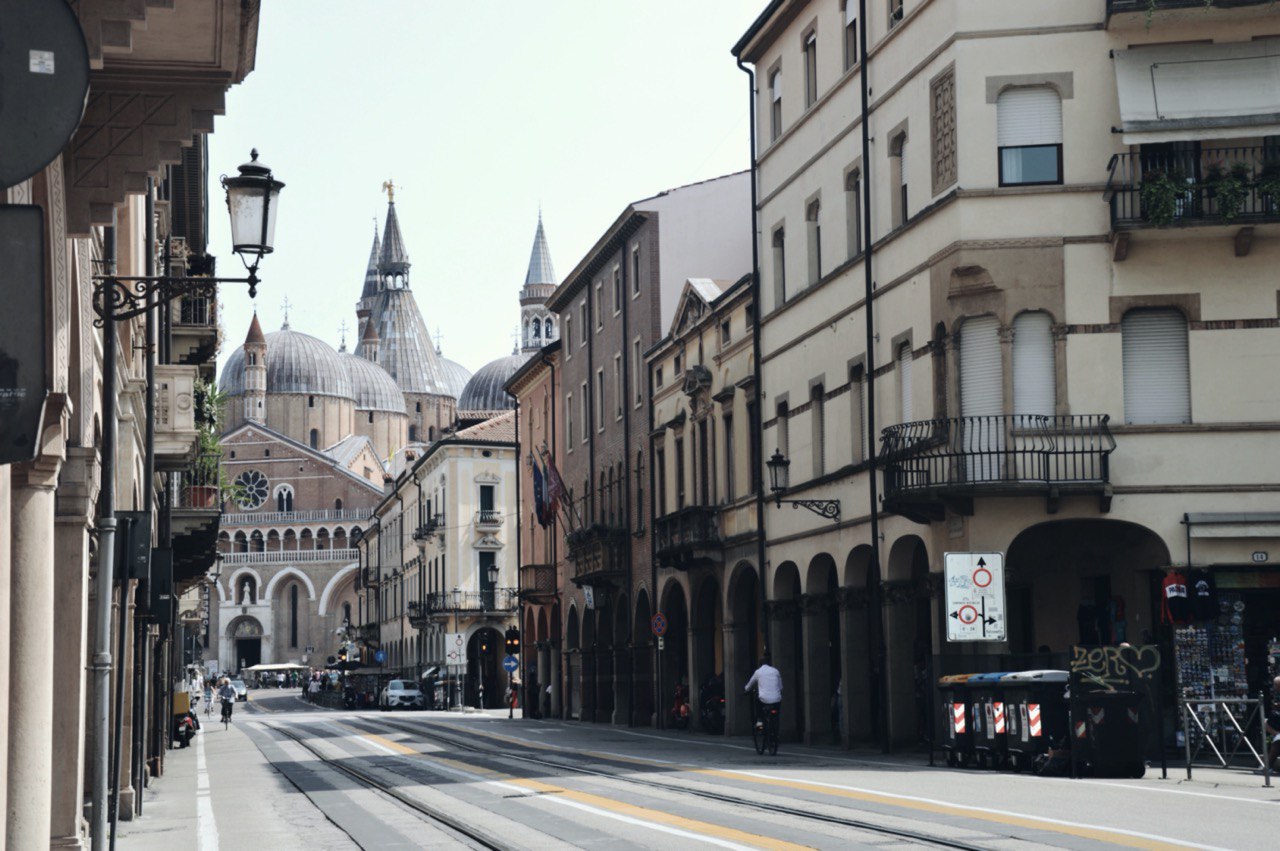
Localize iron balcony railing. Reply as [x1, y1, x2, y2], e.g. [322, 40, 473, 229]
[881, 414, 1115, 500]
[1106, 145, 1280, 229]
[410, 589, 518, 620]
[174, 454, 222, 511]
[413, 513, 445, 541]
[520, 563, 557, 599]
[1108, 0, 1273, 13]
[654, 506, 721, 568]
[565, 524, 628, 581]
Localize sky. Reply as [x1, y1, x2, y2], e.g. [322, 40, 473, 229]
[209, 1, 761, 377]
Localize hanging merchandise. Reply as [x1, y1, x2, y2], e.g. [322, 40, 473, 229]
[1189, 570, 1216, 621]
[1162, 571, 1192, 625]
[1172, 594, 1248, 702]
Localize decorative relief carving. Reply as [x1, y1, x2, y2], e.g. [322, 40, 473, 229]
[930, 68, 957, 195]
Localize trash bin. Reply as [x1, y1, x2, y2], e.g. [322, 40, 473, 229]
[1072, 689, 1148, 778]
[969, 672, 1013, 769]
[937, 674, 978, 767]
[1001, 670, 1069, 772]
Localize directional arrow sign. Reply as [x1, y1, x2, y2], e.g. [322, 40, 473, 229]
[944, 552, 1006, 642]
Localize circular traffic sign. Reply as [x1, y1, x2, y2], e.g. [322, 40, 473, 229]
[972, 567, 992, 588]
[956, 605, 979, 625]
[374, 650, 386, 663]
[650, 612, 668, 637]
[503, 655, 519, 673]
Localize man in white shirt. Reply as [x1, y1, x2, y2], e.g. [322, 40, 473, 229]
[744, 653, 783, 725]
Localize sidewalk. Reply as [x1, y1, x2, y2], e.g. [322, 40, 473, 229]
[116, 706, 348, 849]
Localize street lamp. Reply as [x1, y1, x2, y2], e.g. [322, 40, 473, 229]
[767, 449, 841, 521]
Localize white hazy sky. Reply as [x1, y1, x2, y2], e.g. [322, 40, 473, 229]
[209, 1, 760, 377]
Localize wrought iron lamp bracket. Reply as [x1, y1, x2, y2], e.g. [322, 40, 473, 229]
[773, 496, 841, 522]
[91, 269, 260, 327]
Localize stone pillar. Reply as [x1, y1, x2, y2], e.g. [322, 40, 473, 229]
[767, 601, 801, 741]
[0, 466, 11, 843]
[116, 584, 138, 818]
[51, 447, 96, 847]
[8, 457, 60, 848]
[881, 580, 917, 749]
[722, 623, 748, 736]
[549, 644, 561, 718]
[800, 595, 832, 744]
[612, 647, 630, 726]
[838, 588, 873, 746]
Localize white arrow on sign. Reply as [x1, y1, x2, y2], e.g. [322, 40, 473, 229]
[943, 552, 1006, 642]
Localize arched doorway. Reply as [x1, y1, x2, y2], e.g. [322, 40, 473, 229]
[228, 616, 264, 673]
[770, 561, 804, 740]
[658, 580, 689, 728]
[691, 575, 723, 733]
[633, 590, 654, 726]
[466, 627, 503, 708]
[726, 562, 763, 735]
[884, 535, 933, 749]
[803, 554, 840, 744]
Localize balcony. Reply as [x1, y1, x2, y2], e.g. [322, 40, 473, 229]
[881, 414, 1115, 522]
[474, 509, 503, 529]
[413, 513, 444, 542]
[654, 506, 722, 571]
[170, 294, 219, 368]
[356, 623, 380, 649]
[170, 453, 222, 593]
[519, 563, 557, 603]
[408, 590, 519, 627]
[1107, 0, 1275, 20]
[566, 523, 628, 588]
[361, 565, 381, 588]
[220, 549, 360, 565]
[1107, 147, 1280, 243]
[154, 365, 199, 470]
[222, 508, 369, 526]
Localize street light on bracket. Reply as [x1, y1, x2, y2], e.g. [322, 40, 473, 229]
[766, 449, 841, 522]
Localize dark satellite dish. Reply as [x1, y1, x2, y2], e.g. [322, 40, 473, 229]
[0, 0, 90, 190]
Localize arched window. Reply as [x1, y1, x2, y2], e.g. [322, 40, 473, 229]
[289, 584, 299, 648]
[544, 318, 554, 339]
[408, 424, 418, 442]
[997, 87, 1063, 186]
[959, 316, 1003, 419]
[275, 485, 294, 513]
[428, 426, 436, 442]
[1123, 309, 1190, 424]
[334, 498, 343, 510]
[1013, 311, 1056, 417]
[309, 429, 319, 449]
[249, 530, 265, 553]
[810, 382, 825, 477]
[233, 531, 248, 553]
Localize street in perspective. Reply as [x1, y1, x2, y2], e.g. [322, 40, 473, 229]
[2, 1, 1280, 849]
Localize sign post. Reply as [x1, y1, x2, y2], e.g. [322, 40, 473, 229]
[445, 632, 466, 709]
[944, 552, 1006, 642]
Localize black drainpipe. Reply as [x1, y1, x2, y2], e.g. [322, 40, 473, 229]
[619, 239, 635, 727]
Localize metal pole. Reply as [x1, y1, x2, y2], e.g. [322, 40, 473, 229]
[109, 520, 131, 849]
[135, 176, 156, 816]
[91, 218, 120, 851]
[1183, 701, 1193, 781]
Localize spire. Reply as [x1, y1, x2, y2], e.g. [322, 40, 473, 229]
[379, 185, 410, 282]
[361, 227, 382, 299]
[244, 311, 266, 345]
[360, 313, 380, 362]
[524, 212, 556, 286]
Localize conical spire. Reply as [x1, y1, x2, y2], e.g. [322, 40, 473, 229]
[244, 311, 266, 345]
[361, 228, 382, 299]
[379, 198, 410, 281]
[524, 213, 556, 286]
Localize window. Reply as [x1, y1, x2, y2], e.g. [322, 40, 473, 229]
[959, 315, 1003, 418]
[335, 498, 343, 510]
[997, 87, 1063, 186]
[803, 30, 818, 108]
[896, 342, 914, 423]
[545, 318, 554, 339]
[1122, 309, 1190, 425]
[594, 282, 603, 328]
[675, 437, 686, 509]
[579, 301, 587, 344]
[289, 584, 299, 648]
[891, 134, 908, 227]
[631, 245, 641, 296]
[811, 383, 826, 477]
[655, 445, 667, 515]
[842, 2, 858, 70]
[635, 450, 645, 530]
[776, 401, 790, 456]
[612, 267, 622, 314]
[889, 0, 904, 29]
[674, 352, 683, 376]
[633, 338, 643, 407]
[845, 169, 862, 258]
[309, 428, 319, 449]
[613, 353, 622, 419]
[806, 199, 822, 286]
[850, 365, 866, 462]
[580, 382, 589, 441]
[697, 418, 711, 504]
[595, 369, 605, 431]
[308, 395, 315, 408]
[656, 365, 664, 387]
[415, 401, 421, 412]
[720, 319, 731, 348]
[723, 413, 735, 501]
[769, 69, 783, 141]
[746, 304, 756, 330]
[747, 399, 761, 494]
[564, 316, 572, 356]
[566, 392, 575, 445]
[1013, 312, 1056, 416]
[480, 484, 495, 513]
[408, 424, 418, 442]
[367, 411, 374, 424]
[772, 226, 786, 307]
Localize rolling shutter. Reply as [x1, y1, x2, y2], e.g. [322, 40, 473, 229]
[998, 88, 1063, 147]
[897, 343, 914, 423]
[960, 316, 1004, 417]
[1123, 310, 1190, 424]
[1013, 312, 1056, 416]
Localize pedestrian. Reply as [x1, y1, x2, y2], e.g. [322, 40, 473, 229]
[308, 676, 320, 702]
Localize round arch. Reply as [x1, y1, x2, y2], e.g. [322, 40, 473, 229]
[318, 563, 359, 616]
[264, 566, 318, 601]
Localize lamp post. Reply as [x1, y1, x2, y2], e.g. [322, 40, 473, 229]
[90, 151, 283, 851]
[766, 449, 841, 521]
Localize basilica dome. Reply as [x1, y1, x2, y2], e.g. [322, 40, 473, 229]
[439, 356, 473, 400]
[457, 353, 528, 414]
[221, 327, 354, 400]
[339, 352, 407, 413]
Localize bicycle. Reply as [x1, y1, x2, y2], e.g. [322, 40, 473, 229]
[753, 700, 780, 756]
[204, 692, 213, 718]
[221, 699, 233, 731]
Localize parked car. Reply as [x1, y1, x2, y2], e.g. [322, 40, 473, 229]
[230, 679, 248, 702]
[379, 679, 423, 711]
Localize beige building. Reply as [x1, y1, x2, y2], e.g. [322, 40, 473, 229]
[735, 0, 1280, 749]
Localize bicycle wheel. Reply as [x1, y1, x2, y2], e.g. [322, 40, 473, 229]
[753, 719, 766, 755]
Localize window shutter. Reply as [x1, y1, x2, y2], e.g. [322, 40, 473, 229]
[997, 88, 1063, 147]
[897, 343, 914, 422]
[960, 315, 1004, 417]
[1013, 312, 1056, 416]
[1123, 309, 1190, 424]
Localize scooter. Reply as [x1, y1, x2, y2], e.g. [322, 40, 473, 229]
[174, 711, 196, 748]
[670, 684, 691, 730]
[699, 693, 726, 734]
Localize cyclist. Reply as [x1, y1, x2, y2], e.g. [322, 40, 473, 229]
[202, 679, 214, 717]
[744, 652, 782, 734]
[217, 677, 237, 724]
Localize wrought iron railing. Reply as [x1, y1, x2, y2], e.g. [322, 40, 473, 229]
[1106, 145, 1280, 229]
[410, 589, 518, 618]
[654, 506, 721, 564]
[413, 513, 444, 541]
[1108, 0, 1273, 13]
[881, 414, 1114, 498]
[175, 294, 216, 327]
[174, 454, 222, 510]
[520, 563, 557, 598]
[566, 524, 628, 580]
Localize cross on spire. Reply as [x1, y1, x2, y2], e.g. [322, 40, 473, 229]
[382, 179, 395, 204]
[338, 320, 349, 351]
[434, 326, 445, 355]
[280, 296, 293, 329]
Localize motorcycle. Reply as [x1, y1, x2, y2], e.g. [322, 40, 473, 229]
[670, 684, 691, 730]
[174, 711, 197, 748]
[699, 674, 726, 735]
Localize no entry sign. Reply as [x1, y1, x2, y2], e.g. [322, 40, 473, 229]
[650, 612, 668, 637]
[944, 552, 1006, 642]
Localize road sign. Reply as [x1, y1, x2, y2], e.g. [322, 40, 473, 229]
[374, 650, 386, 664]
[502, 655, 519, 673]
[650, 612, 668, 637]
[944, 552, 1006, 642]
[445, 632, 467, 666]
[657, 636, 665, 651]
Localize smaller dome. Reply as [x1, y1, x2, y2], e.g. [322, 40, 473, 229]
[220, 327, 353, 400]
[440, 357, 472, 399]
[340, 353, 406, 414]
[457, 353, 528, 413]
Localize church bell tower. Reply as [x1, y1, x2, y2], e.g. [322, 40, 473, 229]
[243, 312, 267, 425]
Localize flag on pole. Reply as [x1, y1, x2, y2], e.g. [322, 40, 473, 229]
[545, 455, 566, 519]
[532, 461, 547, 527]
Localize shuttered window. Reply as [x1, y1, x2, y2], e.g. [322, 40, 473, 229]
[897, 342, 914, 423]
[1013, 312, 1056, 416]
[1122, 309, 1191, 424]
[960, 316, 1004, 481]
[998, 87, 1063, 185]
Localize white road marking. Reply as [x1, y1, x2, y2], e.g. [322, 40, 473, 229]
[196, 729, 218, 851]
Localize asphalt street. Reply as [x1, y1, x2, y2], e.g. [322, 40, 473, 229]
[116, 689, 1278, 850]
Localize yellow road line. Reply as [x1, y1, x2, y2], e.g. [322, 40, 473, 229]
[346, 726, 809, 851]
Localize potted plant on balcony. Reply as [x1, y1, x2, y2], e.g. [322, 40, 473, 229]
[186, 380, 238, 509]
[1139, 168, 1186, 226]
[1204, 161, 1252, 223]
[1255, 161, 1280, 214]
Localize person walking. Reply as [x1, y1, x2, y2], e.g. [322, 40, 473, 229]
[308, 676, 321, 702]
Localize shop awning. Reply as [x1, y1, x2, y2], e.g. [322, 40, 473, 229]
[1185, 512, 1280, 539]
[1112, 38, 1280, 144]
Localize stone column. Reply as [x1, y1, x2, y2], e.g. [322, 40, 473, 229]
[722, 623, 747, 736]
[51, 446, 97, 847]
[838, 588, 873, 746]
[8, 456, 61, 848]
[766, 601, 800, 741]
[548, 645, 561, 718]
[116, 583, 138, 818]
[881, 580, 918, 749]
[799, 595, 832, 745]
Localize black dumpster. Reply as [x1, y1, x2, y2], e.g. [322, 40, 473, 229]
[938, 674, 977, 767]
[1001, 670, 1069, 772]
[969, 672, 1013, 769]
[1072, 690, 1147, 778]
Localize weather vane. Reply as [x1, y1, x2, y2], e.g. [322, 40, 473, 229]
[382, 179, 395, 203]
